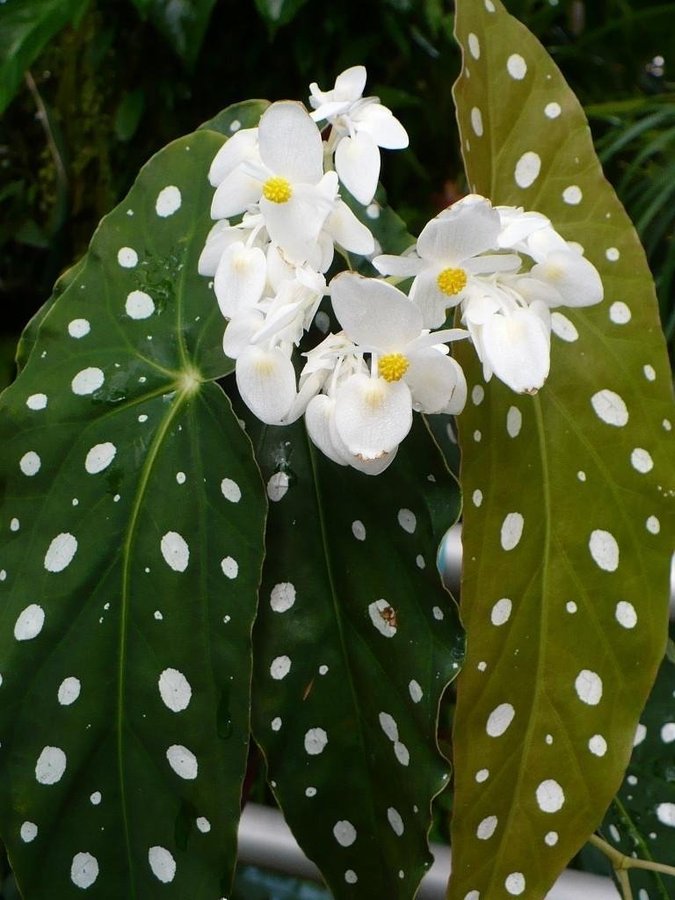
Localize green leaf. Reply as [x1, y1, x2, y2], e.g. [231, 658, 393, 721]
[114, 89, 146, 143]
[249, 415, 463, 899]
[199, 99, 270, 138]
[0, 127, 267, 897]
[448, 1, 675, 898]
[0, 0, 90, 116]
[599, 637, 675, 898]
[129, 0, 218, 68]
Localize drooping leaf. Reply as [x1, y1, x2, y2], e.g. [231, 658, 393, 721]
[0, 127, 267, 897]
[248, 414, 463, 900]
[252, 0, 310, 35]
[448, 1, 675, 898]
[0, 0, 90, 117]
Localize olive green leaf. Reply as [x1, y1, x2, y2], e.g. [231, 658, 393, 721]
[448, 1, 675, 898]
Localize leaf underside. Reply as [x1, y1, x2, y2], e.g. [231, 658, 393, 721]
[0, 126, 267, 898]
[249, 414, 464, 900]
[449, 1, 675, 898]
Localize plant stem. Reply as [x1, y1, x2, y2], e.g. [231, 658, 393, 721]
[589, 832, 675, 899]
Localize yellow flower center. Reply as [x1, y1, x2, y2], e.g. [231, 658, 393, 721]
[378, 353, 409, 383]
[437, 267, 468, 296]
[262, 176, 293, 204]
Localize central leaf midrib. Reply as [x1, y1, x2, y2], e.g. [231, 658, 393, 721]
[116, 381, 188, 898]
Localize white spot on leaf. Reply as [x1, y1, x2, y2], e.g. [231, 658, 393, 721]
[477, 815, 498, 840]
[68, 319, 90, 338]
[545, 102, 561, 118]
[536, 779, 565, 813]
[609, 301, 631, 324]
[159, 668, 192, 712]
[486, 703, 515, 737]
[500, 512, 524, 550]
[20, 451, 41, 476]
[491, 598, 512, 626]
[148, 846, 176, 883]
[58, 676, 81, 706]
[221, 478, 241, 502]
[71, 367, 104, 396]
[270, 582, 296, 612]
[551, 311, 579, 342]
[514, 151, 541, 188]
[589, 529, 619, 571]
[507, 54, 527, 79]
[35, 746, 67, 784]
[506, 407, 522, 438]
[591, 389, 628, 426]
[615, 601, 637, 629]
[166, 744, 198, 780]
[160, 532, 189, 572]
[117, 247, 138, 268]
[631, 448, 654, 473]
[270, 656, 291, 680]
[70, 852, 99, 889]
[125, 290, 155, 320]
[14, 604, 45, 641]
[304, 727, 328, 755]
[267, 472, 289, 501]
[85, 442, 116, 474]
[156, 185, 182, 217]
[397, 508, 416, 533]
[575, 669, 603, 705]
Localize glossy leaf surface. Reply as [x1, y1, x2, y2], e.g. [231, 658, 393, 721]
[249, 415, 463, 899]
[0, 128, 267, 898]
[0, 0, 89, 116]
[449, 1, 675, 898]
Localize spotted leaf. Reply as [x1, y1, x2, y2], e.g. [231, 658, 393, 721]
[598, 633, 675, 898]
[248, 415, 463, 899]
[0, 128, 267, 897]
[448, 2, 675, 898]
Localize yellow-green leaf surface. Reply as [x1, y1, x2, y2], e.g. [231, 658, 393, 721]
[449, 2, 675, 898]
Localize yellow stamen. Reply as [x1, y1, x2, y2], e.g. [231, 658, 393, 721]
[262, 176, 292, 204]
[378, 353, 409, 383]
[437, 267, 467, 296]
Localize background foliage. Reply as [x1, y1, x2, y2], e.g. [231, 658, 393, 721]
[1, 0, 673, 897]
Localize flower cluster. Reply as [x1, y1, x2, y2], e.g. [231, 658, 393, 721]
[199, 67, 603, 475]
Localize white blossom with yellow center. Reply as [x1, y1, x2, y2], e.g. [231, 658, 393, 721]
[325, 273, 468, 462]
[374, 195, 521, 328]
[209, 101, 337, 265]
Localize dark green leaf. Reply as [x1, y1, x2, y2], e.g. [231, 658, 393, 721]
[448, 1, 675, 898]
[253, 0, 310, 35]
[249, 415, 463, 899]
[129, 0, 218, 68]
[0, 127, 267, 898]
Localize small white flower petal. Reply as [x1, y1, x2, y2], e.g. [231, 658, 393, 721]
[410, 268, 458, 329]
[333, 65, 368, 101]
[305, 395, 350, 465]
[417, 198, 500, 263]
[331, 273, 423, 350]
[353, 103, 409, 149]
[211, 168, 261, 219]
[531, 250, 604, 308]
[327, 200, 375, 256]
[236, 346, 297, 424]
[348, 446, 399, 475]
[335, 132, 381, 205]
[214, 243, 267, 318]
[261, 178, 335, 264]
[372, 252, 425, 278]
[334, 373, 412, 458]
[208, 128, 259, 186]
[406, 348, 466, 414]
[197, 220, 238, 276]
[479, 308, 551, 394]
[440, 356, 468, 414]
[222, 309, 265, 359]
[258, 101, 324, 185]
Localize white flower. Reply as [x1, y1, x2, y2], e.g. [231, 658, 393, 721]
[309, 65, 408, 205]
[462, 282, 551, 394]
[374, 196, 520, 328]
[327, 273, 468, 460]
[210, 101, 337, 264]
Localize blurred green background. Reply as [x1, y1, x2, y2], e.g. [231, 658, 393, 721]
[1, 0, 674, 393]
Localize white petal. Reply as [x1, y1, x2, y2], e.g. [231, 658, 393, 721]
[236, 346, 297, 424]
[330, 273, 422, 350]
[208, 129, 259, 186]
[211, 169, 261, 219]
[526, 225, 569, 262]
[335, 132, 381, 205]
[222, 309, 265, 359]
[261, 178, 334, 264]
[198, 220, 237, 276]
[334, 66, 367, 101]
[333, 373, 412, 458]
[531, 250, 603, 307]
[479, 309, 551, 394]
[417, 199, 500, 263]
[214, 243, 267, 318]
[327, 200, 374, 255]
[409, 269, 457, 329]
[353, 104, 409, 149]
[440, 357, 467, 414]
[258, 101, 324, 184]
[372, 252, 425, 277]
[348, 447, 398, 475]
[305, 395, 349, 465]
[497, 207, 550, 249]
[406, 348, 465, 413]
[465, 253, 521, 275]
